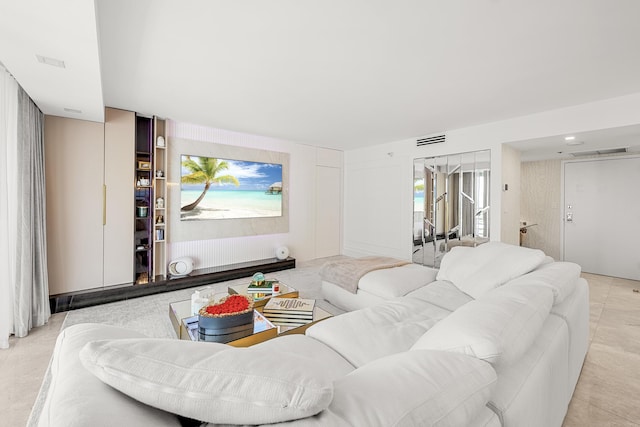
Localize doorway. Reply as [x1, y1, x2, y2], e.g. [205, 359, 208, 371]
[563, 156, 640, 280]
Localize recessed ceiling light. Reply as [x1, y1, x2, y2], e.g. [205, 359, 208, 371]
[64, 108, 82, 114]
[564, 136, 575, 141]
[36, 55, 65, 68]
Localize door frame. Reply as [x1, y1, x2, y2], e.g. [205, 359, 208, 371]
[560, 153, 640, 262]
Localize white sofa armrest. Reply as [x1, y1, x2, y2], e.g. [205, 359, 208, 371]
[38, 324, 180, 427]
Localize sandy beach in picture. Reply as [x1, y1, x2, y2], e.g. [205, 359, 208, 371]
[181, 190, 282, 220]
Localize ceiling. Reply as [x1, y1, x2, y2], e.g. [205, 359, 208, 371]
[1, 0, 640, 154]
[509, 124, 640, 162]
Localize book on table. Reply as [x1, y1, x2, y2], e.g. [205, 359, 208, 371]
[269, 318, 312, 328]
[263, 297, 315, 323]
[247, 279, 279, 293]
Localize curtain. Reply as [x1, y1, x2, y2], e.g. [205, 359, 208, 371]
[14, 87, 50, 337]
[0, 67, 50, 348]
[0, 67, 18, 348]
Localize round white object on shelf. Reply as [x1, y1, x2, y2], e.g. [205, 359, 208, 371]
[168, 257, 194, 276]
[157, 136, 165, 147]
[275, 246, 289, 260]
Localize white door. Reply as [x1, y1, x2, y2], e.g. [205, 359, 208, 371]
[103, 108, 135, 287]
[315, 166, 341, 258]
[563, 156, 640, 280]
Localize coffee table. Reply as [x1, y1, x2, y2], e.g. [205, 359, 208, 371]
[169, 283, 333, 347]
[168, 304, 278, 346]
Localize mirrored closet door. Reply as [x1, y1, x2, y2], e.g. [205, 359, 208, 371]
[413, 150, 491, 267]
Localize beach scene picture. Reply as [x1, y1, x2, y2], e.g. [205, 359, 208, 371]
[180, 154, 283, 221]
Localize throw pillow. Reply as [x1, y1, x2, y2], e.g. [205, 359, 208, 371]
[79, 338, 333, 425]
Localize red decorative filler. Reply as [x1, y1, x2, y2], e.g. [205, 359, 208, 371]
[200, 294, 253, 317]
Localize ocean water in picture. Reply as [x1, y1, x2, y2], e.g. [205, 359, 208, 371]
[181, 190, 282, 220]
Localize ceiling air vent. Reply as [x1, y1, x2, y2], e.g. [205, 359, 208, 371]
[570, 147, 628, 157]
[417, 134, 446, 147]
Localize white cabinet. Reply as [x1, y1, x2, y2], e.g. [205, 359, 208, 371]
[104, 108, 135, 286]
[45, 108, 134, 295]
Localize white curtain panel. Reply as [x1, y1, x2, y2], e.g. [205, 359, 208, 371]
[15, 87, 50, 337]
[0, 67, 18, 349]
[0, 68, 50, 348]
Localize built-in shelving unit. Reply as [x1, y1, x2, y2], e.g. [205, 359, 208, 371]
[134, 115, 154, 284]
[153, 117, 167, 279]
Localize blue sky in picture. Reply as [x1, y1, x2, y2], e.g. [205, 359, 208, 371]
[181, 155, 282, 191]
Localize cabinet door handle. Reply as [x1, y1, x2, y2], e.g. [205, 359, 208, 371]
[103, 185, 107, 225]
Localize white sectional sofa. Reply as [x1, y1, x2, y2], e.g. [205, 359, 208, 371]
[35, 242, 589, 427]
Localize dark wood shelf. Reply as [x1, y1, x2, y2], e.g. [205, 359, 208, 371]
[49, 257, 296, 313]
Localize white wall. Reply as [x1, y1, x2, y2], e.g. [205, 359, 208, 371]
[166, 121, 342, 268]
[343, 92, 640, 259]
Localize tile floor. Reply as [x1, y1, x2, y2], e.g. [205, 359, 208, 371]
[1, 311, 66, 426]
[1, 272, 639, 426]
[562, 273, 640, 426]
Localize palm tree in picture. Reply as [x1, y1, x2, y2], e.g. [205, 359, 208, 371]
[181, 156, 239, 211]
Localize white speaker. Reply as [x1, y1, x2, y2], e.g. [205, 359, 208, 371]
[168, 257, 194, 276]
[275, 246, 289, 260]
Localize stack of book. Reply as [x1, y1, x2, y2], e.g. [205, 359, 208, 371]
[263, 297, 315, 327]
[247, 279, 279, 294]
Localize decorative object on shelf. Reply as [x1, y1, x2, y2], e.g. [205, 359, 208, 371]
[138, 161, 151, 170]
[168, 257, 195, 276]
[156, 229, 164, 241]
[275, 246, 289, 260]
[136, 205, 149, 218]
[157, 136, 165, 147]
[155, 169, 164, 178]
[156, 197, 164, 209]
[138, 177, 150, 186]
[156, 214, 164, 224]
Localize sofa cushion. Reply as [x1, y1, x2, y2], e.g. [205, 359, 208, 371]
[506, 261, 580, 305]
[79, 338, 333, 425]
[406, 280, 474, 312]
[357, 263, 439, 298]
[436, 242, 546, 298]
[311, 350, 497, 427]
[38, 324, 180, 427]
[411, 284, 554, 367]
[306, 298, 451, 367]
[252, 334, 356, 376]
